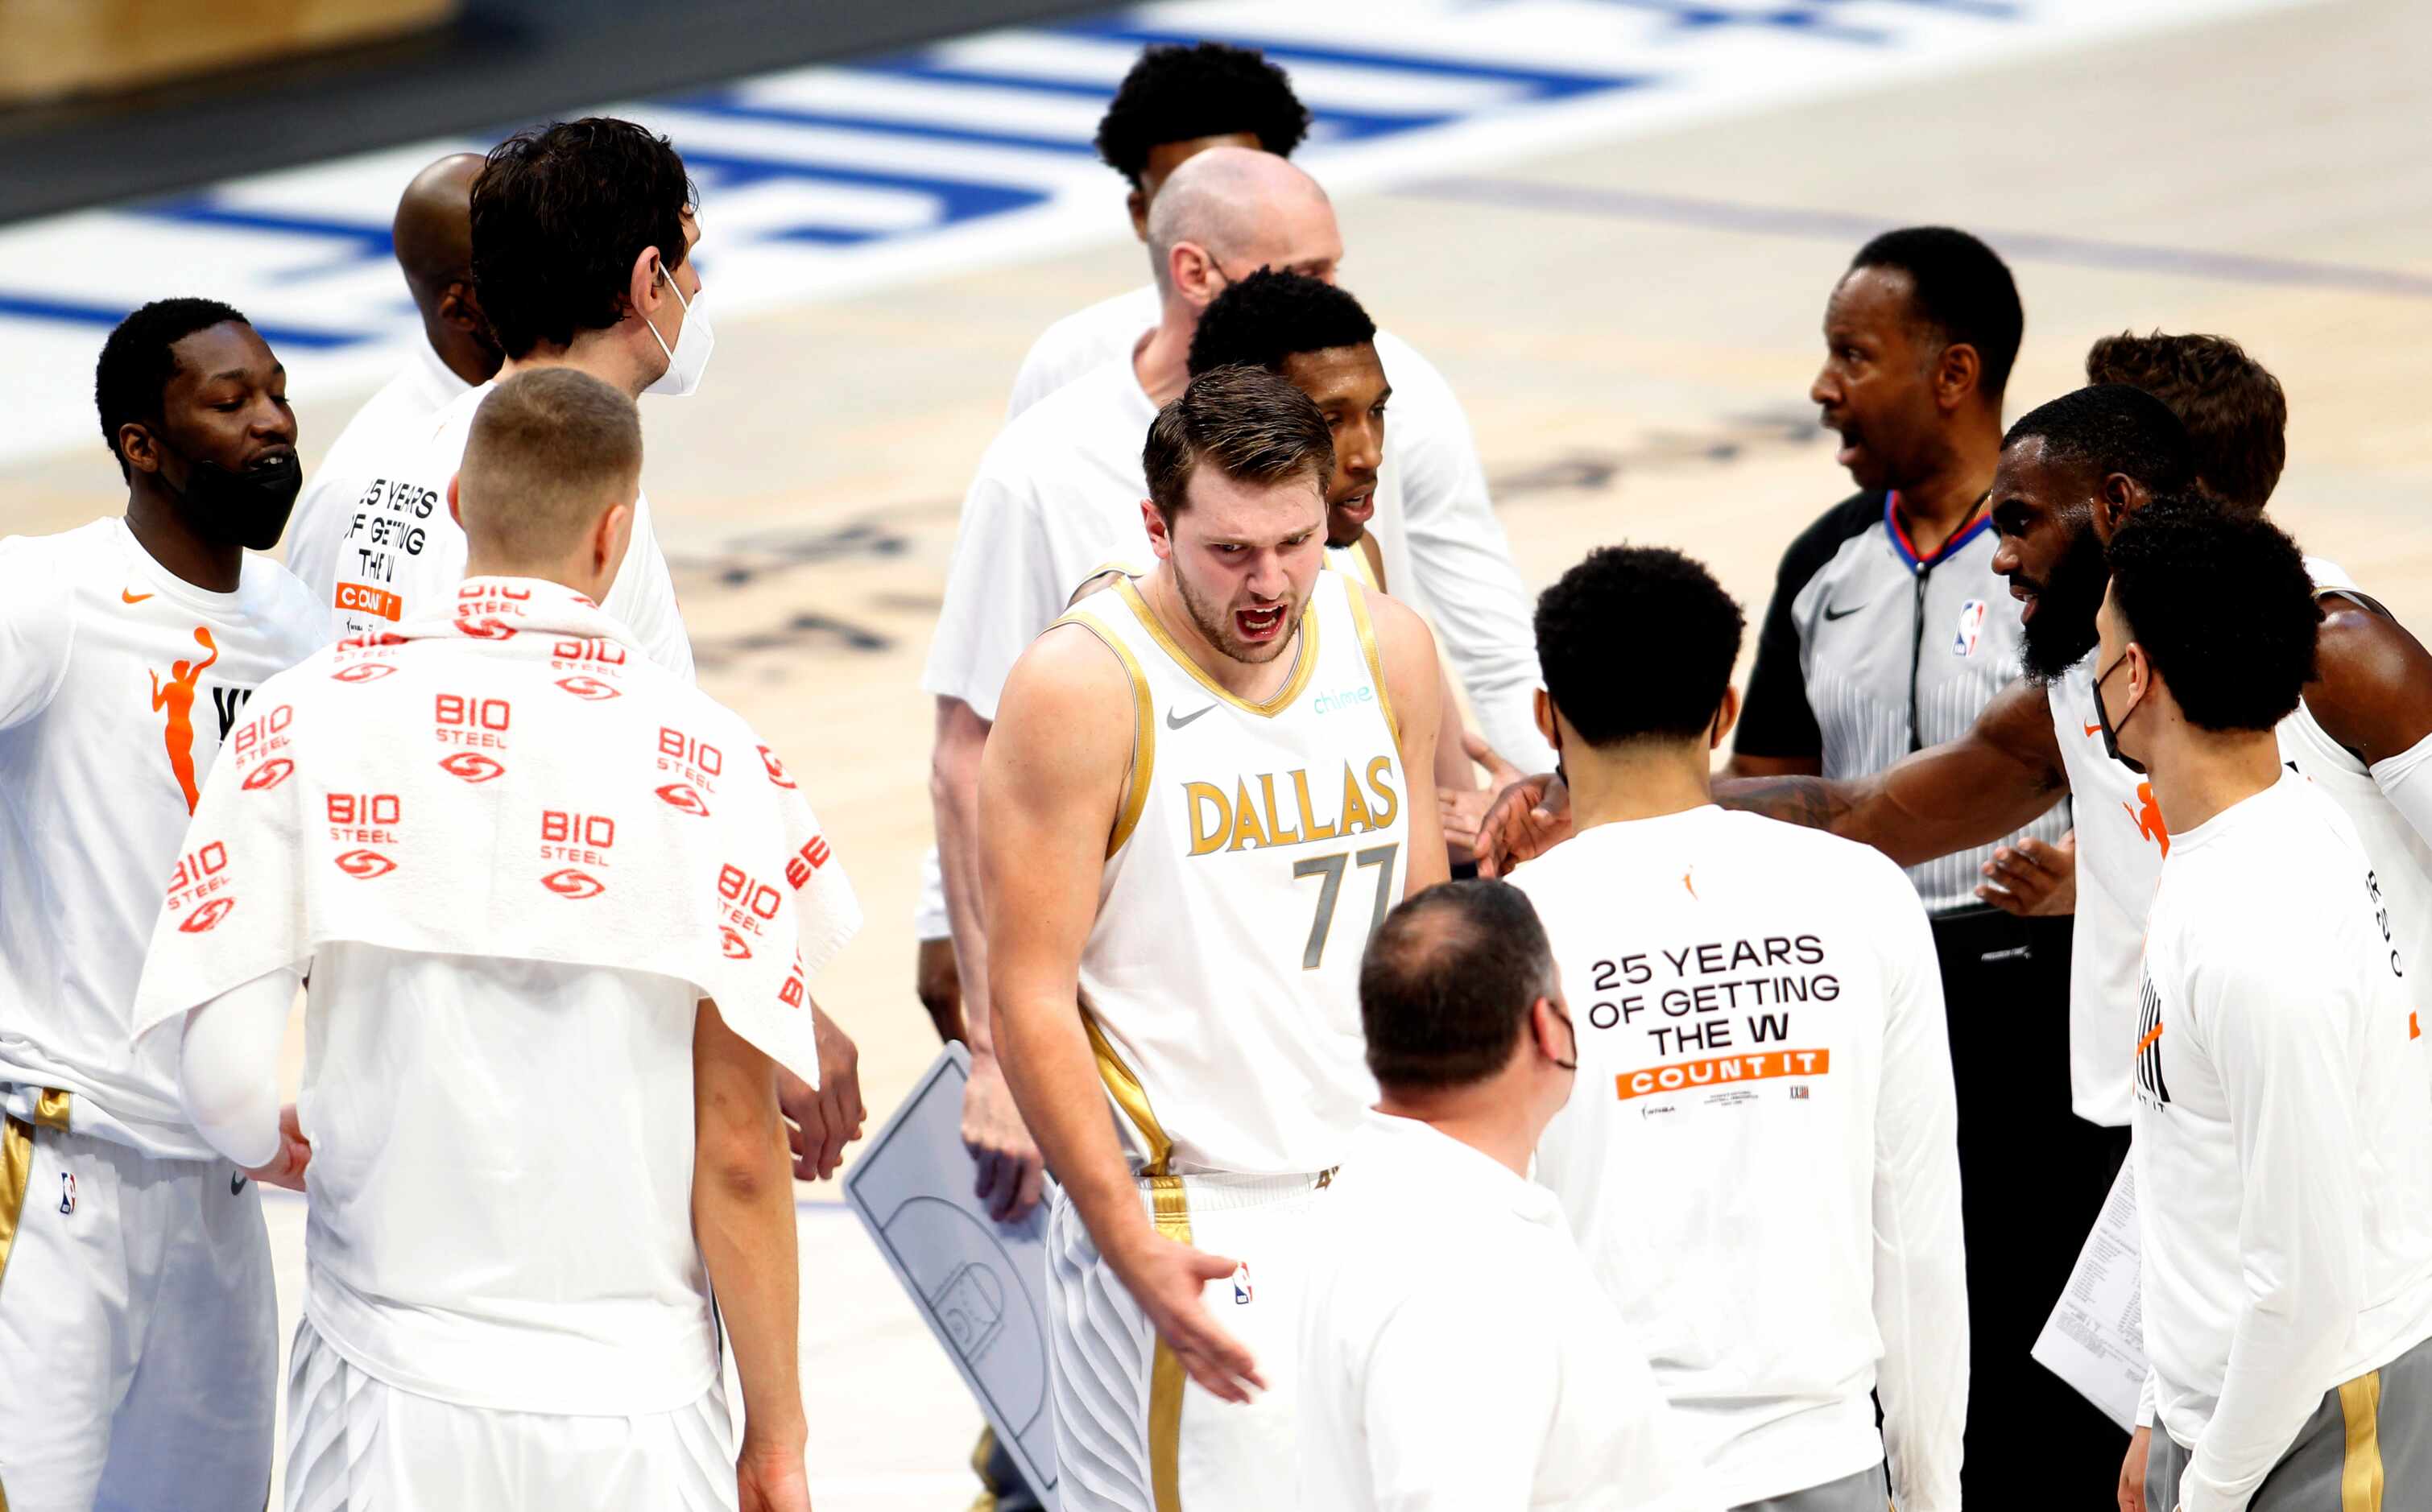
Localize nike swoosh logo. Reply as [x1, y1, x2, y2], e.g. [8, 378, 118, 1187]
[1167, 704, 1217, 731]
[2083, 724, 2103, 738]
[1822, 602, 1864, 622]
[230, 1171, 247, 1195]
[122, 589, 153, 604]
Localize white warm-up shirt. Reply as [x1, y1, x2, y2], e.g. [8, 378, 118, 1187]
[300, 942, 718, 1415]
[1513, 806, 1966, 1511]
[2051, 556, 2432, 1126]
[2132, 772, 2432, 1512]
[1297, 1111, 1712, 1512]
[0, 520, 322, 1156]
[283, 380, 694, 679]
[1003, 284, 1553, 768]
[285, 343, 473, 602]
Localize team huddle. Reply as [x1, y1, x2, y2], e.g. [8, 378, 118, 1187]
[2, 35, 2430, 1512]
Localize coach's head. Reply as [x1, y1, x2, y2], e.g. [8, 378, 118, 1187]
[1359, 879, 1578, 1134]
[451, 368, 642, 604]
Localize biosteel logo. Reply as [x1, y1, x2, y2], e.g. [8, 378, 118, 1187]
[439, 752, 506, 784]
[541, 868, 606, 899]
[240, 758, 294, 792]
[178, 897, 238, 932]
[333, 849, 397, 880]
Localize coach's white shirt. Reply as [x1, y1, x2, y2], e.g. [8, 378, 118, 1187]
[2132, 772, 2432, 1512]
[285, 343, 473, 603]
[1297, 1110, 1710, 1512]
[1512, 807, 1966, 1511]
[0, 521, 322, 1157]
[300, 940, 720, 1416]
[1004, 284, 1554, 769]
[283, 379, 695, 679]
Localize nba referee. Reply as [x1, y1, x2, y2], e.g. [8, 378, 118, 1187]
[1730, 227, 2076, 1499]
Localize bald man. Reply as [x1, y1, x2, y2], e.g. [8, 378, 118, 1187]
[286, 152, 503, 605]
[924, 147, 1547, 1225]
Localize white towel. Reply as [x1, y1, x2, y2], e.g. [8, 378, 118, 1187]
[131, 576, 859, 1088]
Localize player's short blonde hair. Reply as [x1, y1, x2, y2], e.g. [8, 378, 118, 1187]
[457, 367, 642, 564]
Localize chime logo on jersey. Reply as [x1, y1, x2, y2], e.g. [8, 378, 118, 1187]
[1182, 755, 1400, 857]
[2134, 971, 2170, 1106]
[1951, 599, 1987, 658]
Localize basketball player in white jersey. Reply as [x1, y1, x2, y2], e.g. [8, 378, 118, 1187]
[2095, 502, 2432, 1511]
[0, 298, 324, 1508]
[284, 151, 500, 598]
[139, 370, 857, 1510]
[1507, 546, 1964, 1511]
[282, 118, 698, 676]
[980, 367, 1450, 1511]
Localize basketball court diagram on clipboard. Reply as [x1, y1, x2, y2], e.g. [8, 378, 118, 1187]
[846, 1043, 1061, 1509]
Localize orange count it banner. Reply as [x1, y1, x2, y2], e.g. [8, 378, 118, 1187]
[1615, 1047, 1830, 1101]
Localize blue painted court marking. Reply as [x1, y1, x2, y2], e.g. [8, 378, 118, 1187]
[1402, 176, 2432, 300]
[841, 57, 1469, 143]
[0, 293, 373, 346]
[1055, 17, 1649, 101]
[659, 93, 1103, 156]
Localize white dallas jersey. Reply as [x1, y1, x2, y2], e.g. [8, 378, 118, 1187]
[285, 379, 694, 679]
[0, 519, 322, 1156]
[1513, 807, 1965, 1511]
[284, 343, 472, 601]
[2132, 774, 2432, 1495]
[1061, 572, 1408, 1176]
[2054, 555, 2432, 1126]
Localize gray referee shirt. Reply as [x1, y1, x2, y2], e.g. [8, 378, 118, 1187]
[1737, 488, 2070, 915]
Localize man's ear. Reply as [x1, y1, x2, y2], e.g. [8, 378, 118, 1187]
[628, 246, 665, 320]
[1934, 342, 1984, 411]
[1710, 684, 1742, 750]
[1127, 189, 1150, 242]
[1535, 688, 1558, 748]
[597, 499, 635, 580]
[1141, 498, 1175, 563]
[447, 473, 464, 531]
[2096, 471, 2149, 540]
[118, 421, 162, 477]
[438, 280, 484, 334]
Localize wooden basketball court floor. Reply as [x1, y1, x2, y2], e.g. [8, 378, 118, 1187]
[3, 0, 2430, 1504]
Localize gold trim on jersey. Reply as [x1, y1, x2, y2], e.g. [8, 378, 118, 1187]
[32, 1089, 69, 1131]
[1049, 614, 1157, 857]
[2340, 1370, 2385, 1511]
[1113, 576, 1320, 719]
[1083, 1010, 1176, 1178]
[0, 1114, 34, 1303]
[1144, 1175, 1193, 1512]
[1342, 580, 1400, 749]
[1325, 539, 1382, 592]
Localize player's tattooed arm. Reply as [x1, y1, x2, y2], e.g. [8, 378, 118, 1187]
[1714, 675, 2069, 866]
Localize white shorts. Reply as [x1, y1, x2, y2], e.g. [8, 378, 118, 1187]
[1045, 1169, 1329, 1512]
[0, 1105, 277, 1511]
[915, 844, 950, 942]
[284, 1319, 739, 1511]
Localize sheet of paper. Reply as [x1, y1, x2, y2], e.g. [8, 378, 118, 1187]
[844, 1043, 1061, 1510]
[2031, 1159, 2147, 1432]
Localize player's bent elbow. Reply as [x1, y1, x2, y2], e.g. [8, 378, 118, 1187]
[695, 1115, 788, 1203]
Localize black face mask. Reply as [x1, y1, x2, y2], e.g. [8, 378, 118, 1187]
[2092, 653, 2146, 775]
[163, 444, 303, 552]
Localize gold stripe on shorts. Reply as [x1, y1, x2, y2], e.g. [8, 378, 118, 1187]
[2341, 1369, 2386, 1512]
[1147, 1175, 1192, 1512]
[0, 1114, 35, 1302]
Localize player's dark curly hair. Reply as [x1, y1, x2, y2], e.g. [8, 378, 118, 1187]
[1094, 43, 1312, 188]
[1186, 269, 1375, 377]
[2106, 498, 2321, 733]
[1361, 879, 1557, 1093]
[2004, 384, 2197, 497]
[1537, 545, 1745, 746]
[1851, 226, 2024, 400]
[2086, 331, 2286, 515]
[470, 118, 697, 360]
[94, 296, 249, 476]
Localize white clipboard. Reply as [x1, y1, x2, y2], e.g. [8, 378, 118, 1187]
[2030, 1159, 2147, 1431]
[844, 1043, 1061, 1508]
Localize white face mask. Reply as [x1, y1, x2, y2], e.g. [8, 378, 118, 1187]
[643, 263, 713, 397]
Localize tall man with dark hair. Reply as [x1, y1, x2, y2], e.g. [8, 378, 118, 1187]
[982, 367, 1447, 1512]
[1512, 546, 1965, 1512]
[287, 152, 502, 600]
[2098, 502, 2432, 1512]
[0, 298, 324, 1507]
[1298, 879, 1707, 1512]
[1730, 225, 2070, 1494]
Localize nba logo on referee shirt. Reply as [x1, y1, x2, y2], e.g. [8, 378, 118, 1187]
[1234, 1262, 1254, 1306]
[1952, 600, 1987, 657]
[59, 1173, 75, 1215]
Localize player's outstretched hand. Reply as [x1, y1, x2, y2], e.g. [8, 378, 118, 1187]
[1112, 1232, 1266, 1404]
[962, 1052, 1046, 1224]
[2118, 1423, 2150, 1512]
[779, 1006, 866, 1182]
[1474, 767, 1572, 878]
[1439, 731, 1524, 857]
[737, 1437, 813, 1512]
[1977, 831, 2078, 917]
[245, 1103, 311, 1192]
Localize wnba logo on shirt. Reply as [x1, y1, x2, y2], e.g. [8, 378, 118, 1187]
[2134, 972, 2171, 1107]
